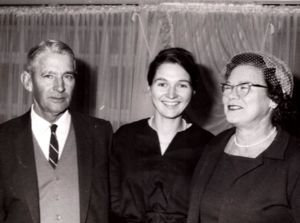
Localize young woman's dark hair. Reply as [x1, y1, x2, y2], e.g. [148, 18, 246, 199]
[147, 47, 199, 90]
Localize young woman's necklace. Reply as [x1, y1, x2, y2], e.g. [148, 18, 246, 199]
[233, 127, 277, 148]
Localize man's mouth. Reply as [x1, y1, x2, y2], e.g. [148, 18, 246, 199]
[50, 97, 66, 102]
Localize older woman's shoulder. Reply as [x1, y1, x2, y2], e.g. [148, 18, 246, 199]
[189, 122, 214, 137]
[273, 129, 300, 174]
[285, 133, 300, 156]
[204, 127, 235, 146]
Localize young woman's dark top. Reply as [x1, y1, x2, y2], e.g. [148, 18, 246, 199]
[110, 118, 213, 223]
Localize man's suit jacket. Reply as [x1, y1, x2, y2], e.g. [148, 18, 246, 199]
[0, 110, 113, 223]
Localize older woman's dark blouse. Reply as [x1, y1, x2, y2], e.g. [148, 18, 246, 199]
[200, 153, 263, 222]
[187, 127, 300, 223]
[110, 119, 213, 223]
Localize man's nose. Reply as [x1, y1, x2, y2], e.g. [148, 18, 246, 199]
[54, 77, 65, 92]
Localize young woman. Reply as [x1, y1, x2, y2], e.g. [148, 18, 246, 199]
[110, 47, 213, 223]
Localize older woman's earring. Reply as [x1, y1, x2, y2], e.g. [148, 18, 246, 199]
[269, 101, 277, 109]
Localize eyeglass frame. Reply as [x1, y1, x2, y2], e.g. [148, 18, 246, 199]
[220, 82, 268, 97]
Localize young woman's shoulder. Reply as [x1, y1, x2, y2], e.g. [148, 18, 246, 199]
[114, 118, 149, 137]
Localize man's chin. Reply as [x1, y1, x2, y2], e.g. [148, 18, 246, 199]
[48, 106, 69, 116]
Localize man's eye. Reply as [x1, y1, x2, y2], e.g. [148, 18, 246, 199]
[64, 74, 75, 80]
[42, 74, 54, 79]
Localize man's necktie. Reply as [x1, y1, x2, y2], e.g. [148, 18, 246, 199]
[49, 124, 59, 168]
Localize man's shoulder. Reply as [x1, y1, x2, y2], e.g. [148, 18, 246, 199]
[0, 112, 30, 132]
[71, 112, 113, 132]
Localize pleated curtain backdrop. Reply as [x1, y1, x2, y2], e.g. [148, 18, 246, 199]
[0, 3, 299, 134]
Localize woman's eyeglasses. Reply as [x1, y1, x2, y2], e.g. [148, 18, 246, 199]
[221, 82, 268, 97]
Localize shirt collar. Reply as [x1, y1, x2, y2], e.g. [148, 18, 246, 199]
[223, 127, 291, 160]
[31, 105, 71, 134]
[262, 127, 290, 160]
[147, 116, 192, 132]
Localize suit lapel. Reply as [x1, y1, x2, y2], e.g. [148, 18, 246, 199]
[72, 114, 93, 223]
[14, 113, 40, 223]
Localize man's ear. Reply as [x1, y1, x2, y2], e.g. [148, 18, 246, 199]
[20, 71, 33, 92]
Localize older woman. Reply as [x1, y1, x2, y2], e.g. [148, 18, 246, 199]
[110, 47, 213, 223]
[187, 52, 300, 223]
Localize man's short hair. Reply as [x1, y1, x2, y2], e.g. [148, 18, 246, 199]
[26, 39, 76, 74]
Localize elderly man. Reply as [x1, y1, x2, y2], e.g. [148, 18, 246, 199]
[0, 39, 112, 223]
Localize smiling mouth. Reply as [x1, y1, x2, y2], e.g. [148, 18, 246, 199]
[228, 105, 243, 110]
[163, 101, 180, 106]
